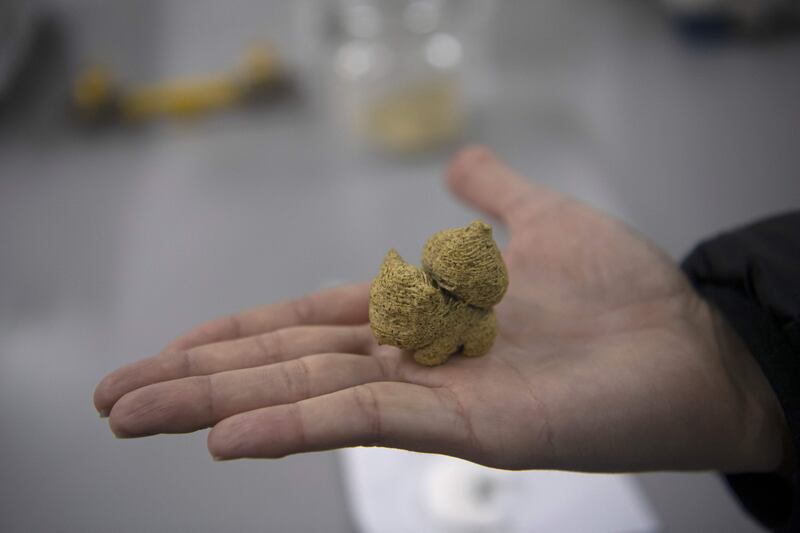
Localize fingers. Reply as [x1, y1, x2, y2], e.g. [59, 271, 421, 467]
[109, 351, 393, 438]
[163, 282, 370, 353]
[94, 324, 373, 416]
[207, 383, 480, 462]
[446, 146, 559, 229]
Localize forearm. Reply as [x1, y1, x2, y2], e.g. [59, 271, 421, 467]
[703, 297, 790, 474]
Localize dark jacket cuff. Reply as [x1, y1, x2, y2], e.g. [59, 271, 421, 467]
[682, 212, 800, 531]
[689, 283, 798, 531]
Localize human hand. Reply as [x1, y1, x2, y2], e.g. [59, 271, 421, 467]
[94, 147, 787, 473]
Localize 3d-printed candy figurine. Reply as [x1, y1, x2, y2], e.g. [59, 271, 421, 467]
[369, 220, 508, 366]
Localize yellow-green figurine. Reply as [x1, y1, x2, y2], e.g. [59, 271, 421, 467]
[369, 220, 508, 366]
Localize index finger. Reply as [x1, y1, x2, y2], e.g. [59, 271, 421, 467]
[94, 283, 370, 416]
[163, 282, 370, 353]
[445, 146, 561, 231]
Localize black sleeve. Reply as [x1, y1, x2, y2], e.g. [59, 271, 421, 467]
[681, 211, 800, 532]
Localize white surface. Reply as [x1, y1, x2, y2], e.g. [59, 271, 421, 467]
[342, 447, 659, 533]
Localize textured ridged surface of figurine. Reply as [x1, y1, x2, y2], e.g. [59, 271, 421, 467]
[422, 220, 508, 309]
[369, 220, 508, 366]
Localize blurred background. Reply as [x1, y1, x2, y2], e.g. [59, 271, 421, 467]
[1, 0, 799, 531]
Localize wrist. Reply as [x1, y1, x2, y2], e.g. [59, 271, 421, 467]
[704, 300, 792, 474]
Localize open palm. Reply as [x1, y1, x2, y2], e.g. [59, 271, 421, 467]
[95, 147, 784, 473]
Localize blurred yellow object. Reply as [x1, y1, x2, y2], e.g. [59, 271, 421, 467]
[72, 67, 114, 112]
[71, 44, 286, 123]
[122, 77, 241, 119]
[241, 45, 281, 87]
[362, 78, 462, 153]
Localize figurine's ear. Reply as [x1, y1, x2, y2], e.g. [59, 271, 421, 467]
[380, 248, 404, 271]
[384, 248, 403, 264]
[468, 220, 492, 235]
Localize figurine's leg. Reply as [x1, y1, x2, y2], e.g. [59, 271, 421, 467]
[462, 310, 497, 358]
[414, 336, 460, 366]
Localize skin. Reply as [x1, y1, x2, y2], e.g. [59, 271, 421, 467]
[94, 146, 789, 474]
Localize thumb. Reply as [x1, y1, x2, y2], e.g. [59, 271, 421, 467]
[445, 146, 554, 229]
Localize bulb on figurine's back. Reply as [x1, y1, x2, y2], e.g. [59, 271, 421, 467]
[422, 220, 508, 309]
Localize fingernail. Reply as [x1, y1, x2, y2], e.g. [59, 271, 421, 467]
[98, 409, 110, 418]
[212, 455, 229, 462]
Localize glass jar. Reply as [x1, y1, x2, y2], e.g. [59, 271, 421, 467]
[330, 0, 473, 154]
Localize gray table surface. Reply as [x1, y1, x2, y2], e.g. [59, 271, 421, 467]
[1, 1, 799, 531]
